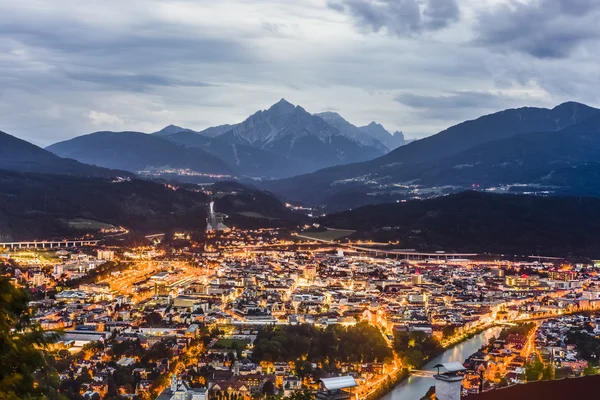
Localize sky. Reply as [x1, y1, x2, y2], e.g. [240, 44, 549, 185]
[1, 0, 600, 146]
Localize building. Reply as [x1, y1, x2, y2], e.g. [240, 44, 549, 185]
[304, 265, 317, 280]
[412, 273, 423, 285]
[206, 201, 229, 232]
[53, 264, 64, 276]
[316, 376, 357, 400]
[156, 374, 207, 400]
[32, 273, 46, 287]
[97, 250, 115, 261]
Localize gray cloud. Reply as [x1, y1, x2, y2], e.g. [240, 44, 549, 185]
[395, 91, 510, 109]
[65, 71, 215, 92]
[0, 0, 598, 147]
[474, 0, 600, 59]
[328, 0, 460, 35]
[394, 90, 545, 121]
[422, 0, 460, 30]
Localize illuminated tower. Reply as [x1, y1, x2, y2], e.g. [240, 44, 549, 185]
[206, 201, 218, 232]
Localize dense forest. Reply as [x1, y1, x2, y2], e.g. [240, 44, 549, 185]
[319, 191, 600, 257]
[0, 170, 209, 241]
[211, 181, 307, 229]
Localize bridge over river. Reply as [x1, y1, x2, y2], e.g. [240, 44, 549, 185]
[381, 326, 503, 400]
[0, 240, 100, 249]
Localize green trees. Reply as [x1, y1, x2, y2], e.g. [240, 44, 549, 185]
[252, 323, 392, 366]
[441, 325, 456, 340]
[542, 363, 555, 380]
[262, 381, 275, 396]
[566, 328, 600, 362]
[143, 311, 164, 327]
[583, 364, 596, 376]
[393, 331, 441, 369]
[498, 323, 536, 340]
[288, 390, 315, 400]
[294, 360, 313, 380]
[525, 356, 544, 382]
[0, 275, 61, 399]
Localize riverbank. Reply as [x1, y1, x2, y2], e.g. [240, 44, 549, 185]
[366, 368, 410, 400]
[368, 324, 497, 400]
[371, 311, 600, 399]
[380, 327, 504, 400]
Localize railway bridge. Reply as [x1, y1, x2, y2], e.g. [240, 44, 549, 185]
[0, 240, 100, 249]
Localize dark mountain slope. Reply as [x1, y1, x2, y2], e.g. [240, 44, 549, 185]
[319, 191, 600, 257]
[164, 131, 295, 178]
[412, 112, 600, 186]
[210, 181, 306, 228]
[153, 124, 195, 136]
[0, 130, 129, 178]
[0, 170, 209, 241]
[377, 101, 597, 166]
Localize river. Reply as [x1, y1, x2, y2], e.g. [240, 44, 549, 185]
[380, 327, 503, 400]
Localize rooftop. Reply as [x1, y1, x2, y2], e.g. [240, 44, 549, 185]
[320, 376, 358, 391]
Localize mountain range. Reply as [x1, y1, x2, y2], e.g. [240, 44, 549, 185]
[45, 99, 406, 180]
[6, 98, 600, 248]
[0, 127, 300, 239]
[6, 99, 600, 216]
[265, 101, 600, 211]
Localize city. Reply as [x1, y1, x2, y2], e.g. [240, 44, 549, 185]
[3, 225, 600, 400]
[2, 1, 600, 400]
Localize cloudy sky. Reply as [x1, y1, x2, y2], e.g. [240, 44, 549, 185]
[1, 0, 599, 146]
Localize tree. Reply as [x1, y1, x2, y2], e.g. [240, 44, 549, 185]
[143, 311, 164, 327]
[0, 275, 61, 399]
[289, 390, 315, 400]
[262, 381, 275, 397]
[294, 360, 313, 380]
[442, 325, 456, 339]
[542, 364, 555, 380]
[525, 356, 544, 382]
[583, 364, 596, 376]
